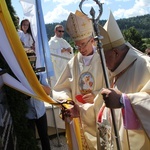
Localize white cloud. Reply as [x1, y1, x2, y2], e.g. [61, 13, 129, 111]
[52, 0, 80, 6]
[115, 0, 130, 2]
[43, 0, 150, 23]
[113, 0, 150, 19]
[79, 2, 99, 17]
[44, 5, 71, 23]
[43, 0, 80, 24]
[101, 0, 112, 5]
[44, 0, 80, 6]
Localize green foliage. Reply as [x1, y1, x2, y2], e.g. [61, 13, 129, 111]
[143, 38, 150, 48]
[123, 27, 145, 52]
[6, 0, 19, 29]
[46, 14, 150, 52]
[46, 14, 150, 40]
[117, 14, 150, 38]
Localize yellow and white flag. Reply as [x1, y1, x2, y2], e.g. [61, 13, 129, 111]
[0, 0, 56, 104]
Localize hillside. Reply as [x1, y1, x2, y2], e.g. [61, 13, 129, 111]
[46, 14, 150, 40]
[117, 14, 150, 38]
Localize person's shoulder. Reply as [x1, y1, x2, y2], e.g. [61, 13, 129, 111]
[18, 30, 25, 39]
[140, 54, 150, 63]
[18, 29, 23, 33]
[131, 49, 150, 67]
[48, 36, 57, 43]
[49, 36, 55, 40]
[62, 38, 69, 43]
[18, 29, 24, 35]
[61, 37, 67, 41]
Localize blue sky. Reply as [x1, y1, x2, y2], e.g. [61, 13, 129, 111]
[12, 0, 150, 24]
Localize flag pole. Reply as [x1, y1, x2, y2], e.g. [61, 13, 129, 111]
[35, 0, 62, 146]
[79, 0, 121, 149]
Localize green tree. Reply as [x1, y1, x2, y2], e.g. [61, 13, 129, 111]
[6, 0, 19, 29]
[123, 27, 145, 52]
[144, 38, 150, 48]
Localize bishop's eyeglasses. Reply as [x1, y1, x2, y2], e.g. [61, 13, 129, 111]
[75, 38, 91, 50]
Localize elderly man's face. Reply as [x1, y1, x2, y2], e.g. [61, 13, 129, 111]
[104, 49, 120, 72]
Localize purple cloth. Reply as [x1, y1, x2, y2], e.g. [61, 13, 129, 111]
[122, 94, 141, 130]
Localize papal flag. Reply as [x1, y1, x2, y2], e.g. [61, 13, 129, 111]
[0, 0, 55, 104]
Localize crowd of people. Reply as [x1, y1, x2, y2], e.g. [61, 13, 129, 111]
[16, 7, 150, 150]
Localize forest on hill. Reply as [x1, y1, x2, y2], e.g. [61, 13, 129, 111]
[46, 14, 150, 41]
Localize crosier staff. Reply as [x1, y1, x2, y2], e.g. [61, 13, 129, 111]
[79, 0, 121, 149]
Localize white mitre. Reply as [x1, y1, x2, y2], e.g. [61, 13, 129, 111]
[66, 10, 94, 41]
[99, 11, 126, 51]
